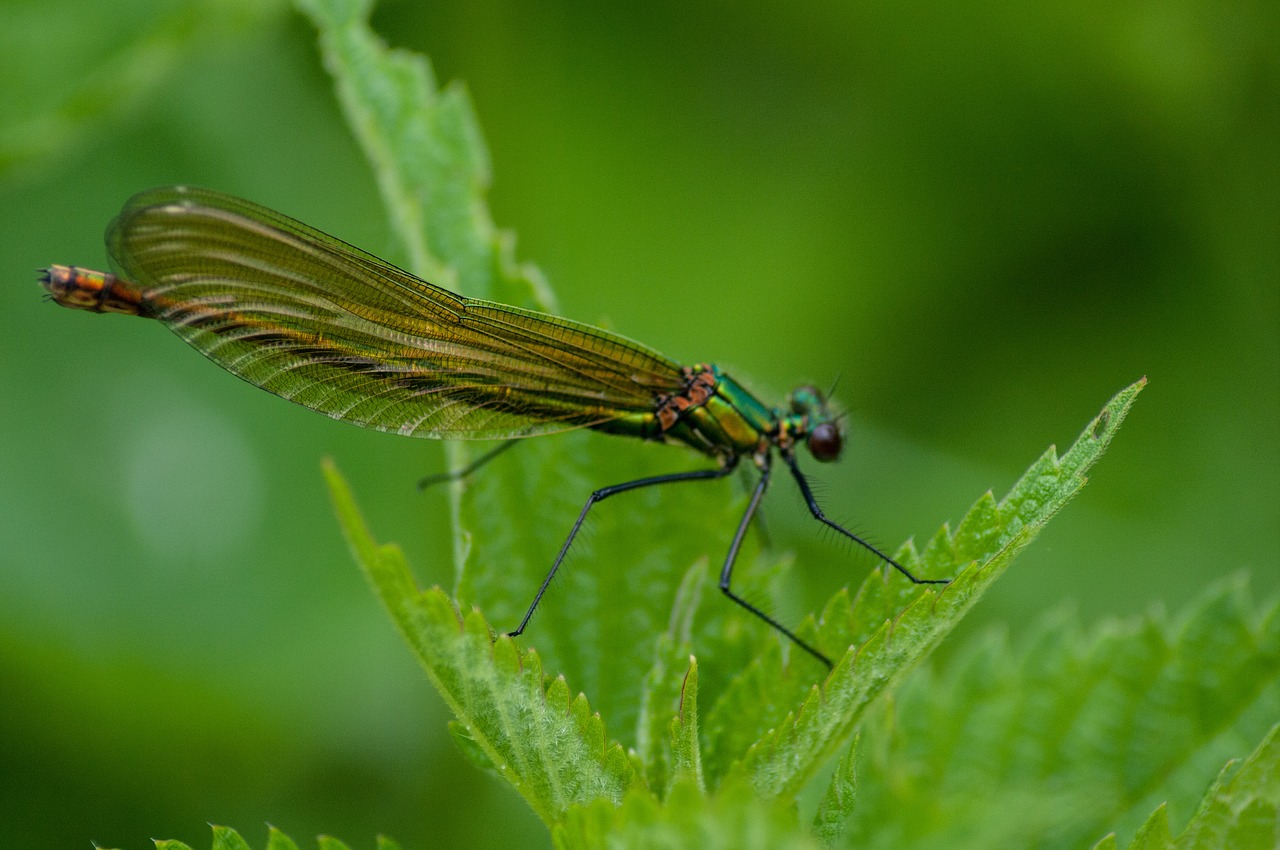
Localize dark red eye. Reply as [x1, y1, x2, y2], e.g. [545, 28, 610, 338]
[807, 422, 842, 462]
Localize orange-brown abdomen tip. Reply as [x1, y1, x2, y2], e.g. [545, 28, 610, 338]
[39, 264, 148, 316]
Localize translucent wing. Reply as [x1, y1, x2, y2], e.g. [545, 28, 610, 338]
[107, 186, 685, 439]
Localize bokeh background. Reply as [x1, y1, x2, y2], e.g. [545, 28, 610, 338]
[1, 0, 1275, 847]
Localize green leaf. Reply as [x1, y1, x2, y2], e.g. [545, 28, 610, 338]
[668, 657, 704, 794]
[553, 775, 821, 850]
[1171, 724, 1279, 850]
[722, 379, 1146, 798]
[293, 0, 765, 746]
[211, 826, 253, 850]
[1102, 805, 1173, 850]
[142, 827, 386, 850]
[1108, 726, 1280, 850]
[811, 736, 858, 846]
[456, 432, 779, 747]
[447, 718, 502, 777]
[293, 0, 547, 307]
[323, 459, 639, 826]
[266, 826, 301, 850]
[296, 6, 1166, 847]
[1131, 811, 1176, 850]
[846, 577, 1279, 849]
[315, 837, 353, 850]
[637, 562, 707, 792]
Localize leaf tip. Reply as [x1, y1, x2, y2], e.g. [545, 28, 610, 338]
[679, 656, 699, 718]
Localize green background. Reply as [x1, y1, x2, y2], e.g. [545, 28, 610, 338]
[1, 0, 1275, 847]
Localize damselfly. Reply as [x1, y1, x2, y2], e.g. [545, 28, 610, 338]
[41, 186, 947, 667]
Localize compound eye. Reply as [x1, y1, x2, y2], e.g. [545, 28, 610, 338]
[807, 422, 843, 462]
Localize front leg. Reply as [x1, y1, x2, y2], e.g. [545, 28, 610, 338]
[783, 453, 949, 586]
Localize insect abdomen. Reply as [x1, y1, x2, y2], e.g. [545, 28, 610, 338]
[40, 265, 152, 317]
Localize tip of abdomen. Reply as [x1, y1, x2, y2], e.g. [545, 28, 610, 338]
[39, 264, 148, 316]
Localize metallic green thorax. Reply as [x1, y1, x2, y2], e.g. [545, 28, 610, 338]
[591, 364, 837, 465]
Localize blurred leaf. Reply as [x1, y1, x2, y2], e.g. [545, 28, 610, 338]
[1092, 806, 1173, 850]
[446, 718, 502, 778]
[324, 459, 640, 826]
[1167, 724, 1279, 850]
[211, 824, 254, 850]
[141, 826, 382, 850]
[293, 0, 548, 308]
[266, 826, 301, 850]
[1099, 724, 1280, 850]
[636, 562, 706, 792]
[315, 836, 353, 850]
[811, 736, 858, 846]
[847, 577, 1278, 849]
[0, 0, 276, 175]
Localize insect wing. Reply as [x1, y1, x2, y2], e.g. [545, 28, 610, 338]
[107, 186, 684, 439]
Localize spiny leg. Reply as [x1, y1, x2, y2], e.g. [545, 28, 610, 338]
[417, 439, 519, 490]
[719, 457, 833, 669]
[508, 458, 740, 638]
[782, 453, 949, 586]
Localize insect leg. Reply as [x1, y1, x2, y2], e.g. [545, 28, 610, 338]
[718, 457, 833, 669]
[417, 439, 520, 490]
[782, 454, 950, 586]
[509, 457, 740, 638]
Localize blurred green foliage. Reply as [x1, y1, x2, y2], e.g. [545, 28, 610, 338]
[0, 0, 1275, 848]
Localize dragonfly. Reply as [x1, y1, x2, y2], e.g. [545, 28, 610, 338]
[40, 185, 947, 668]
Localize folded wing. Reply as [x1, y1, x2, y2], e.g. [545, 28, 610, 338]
[108, 186, 684, 439]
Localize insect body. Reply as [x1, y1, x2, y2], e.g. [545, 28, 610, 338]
[42, 186, 946, 667]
